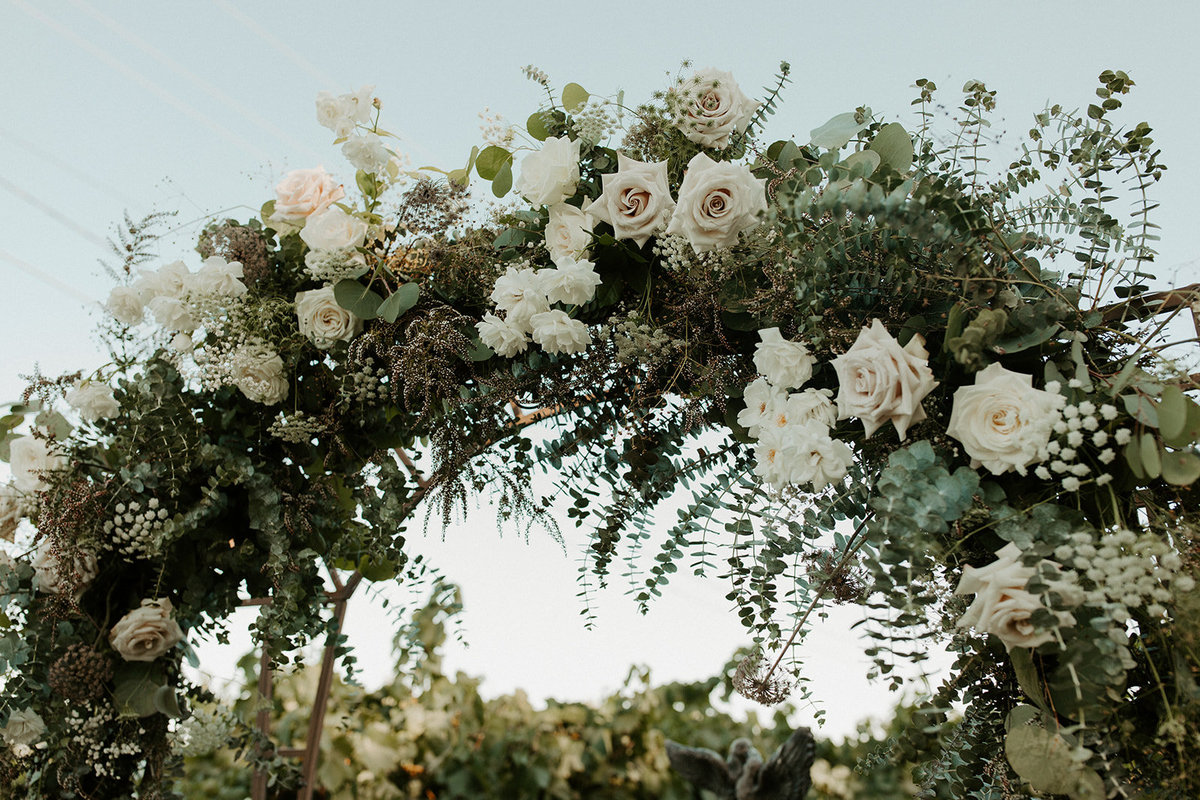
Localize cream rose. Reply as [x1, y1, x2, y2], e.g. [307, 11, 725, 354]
[273, 167, 345, 221]
[670, 68, 759, 149]
[530, 310, 590, 354]
[490, 266, 550, 331]
[342, 134, 391, 174]
[230, 342, 288, 405]
[585, 155, 675, 247]
[9, 435, 64, 493]
[134, 261, 190, 302]
[737, 377, 787, 436]
[831, 319, 938, 440]
[31, 539, 97, 597]
[515, 136, 580, 207]
[295, 286, 362, 349]
[65, 380, 120, 423]
[105, 285, 145, 326]
[476, 313, 529, 358]
[300, 206, 369, 252]
[955, 543, 1072, 650]
[109, 598, 185, 662]
[544, 203, 594, 265]
[1, 708, 45, 747]
[665, 153, 766, 253]
[753, 328, 815, 389]
[187, 256, 248, 297]
[946, 363, 1063, 475]
[147, 296, 197, 333]
[538, 258, 602, 306]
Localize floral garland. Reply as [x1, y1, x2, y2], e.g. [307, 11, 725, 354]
[0, 65, 1197, 798]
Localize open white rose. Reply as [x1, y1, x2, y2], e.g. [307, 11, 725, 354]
[65, 380, 119, 423]
[956, 543, 1072, 650]
[9, 435, 64, 493]
[753, 421, 851, 489]
[490, 266, 550, 331]
[831, 319, 937, 440]
[315, 91, 356, 138]
[105, 286, 145, 326]
[666, 153, 766, 253]
[670, 68, 759, 149]
[32, 539, 97, 597]
[538, 258, 602, 306]
[109, 598, 185, 662]
[585, 155, 675, 247]
[147, 296, 197, 333]
[230, 342, 288, 405]
[342, 133, 391, 174]
[476, 312, 529, 357]
[752, 328, 815, 389]
[188, 256, 248, 298]
[737, 377, 787, 436]
[134, 261, 190, 301]
[273, 166, 345, 221]
[300, 206, 369, 252]
[515, 136, 580, 207]
[544, 203, 594, 265]
[946, 363, 1063, 475]
[295, 286, 362, 349]
[530, 310, 590, 354]
[1, 708, 45, 747]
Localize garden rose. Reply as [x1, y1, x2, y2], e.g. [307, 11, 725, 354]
[946, 363, 1063, 475]
[515, 136, 580, 207]
[314, 87, 375, 138]
[490, 266, 550, 329]
[784, 388, 837, 429]
[147, 296, 197, 333]
[230, 342, 288, 405]
[753, 421, 851, 489]
[737, 377, 787, 436]
[187, 256, 248, 297]
[530, 310, 590, 354]
[666, 153, 766, 252]
[272, 166, 345, 221]
[9, 435, 64, 493]
[670, 68, 759, 149]
[342, 134, 391, 174]
[955, 543, 1072, 650]
[109, 598, 185, 662]
[538, 258, 602, 306]
[31, 539, 97, 596]
[752, 328, 816, 389]
[300, 206, 369, 252]
[105, 285, 144, 326]
[476, 312, 529, 357]
[1, 708, 45, 747]
[585, 155, 675, 247]
[544, 203, 594, 265]
[295, 286, 362, 349]
[65, 380, 119, 423]
[134, 261, 190, 301]
[831, 319, 937, 440]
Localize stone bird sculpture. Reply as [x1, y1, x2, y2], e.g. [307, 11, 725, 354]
[666, 727, 816, 800]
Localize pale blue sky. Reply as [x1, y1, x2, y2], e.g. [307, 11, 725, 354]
[2, 0, 1197, 738]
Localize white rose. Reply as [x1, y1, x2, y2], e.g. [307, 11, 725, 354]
[273, 166, 345, 221]
[831, 319, 938, 440]
[544, 203, 594, 265]
[230, 342, 288, 405]
[32, 539, 97, 597]
[753, 421, 852, 489]
[65, 380, 119, 423]
[476, 312, 529, 358]
[171, 332, 195, 354]
[538, 258, 602, 306]
[9, 435, 64, 493]
[342, 134, 391, 174]
[666, 153, 766, 253]
[752, 328, 815, 389]
[946, 363, 1063, 475]
[955, 543, 1073, 650]
[188, 256, 248, 298]
[490, 266, 550, 330]
[300, 206, 369, 252]
[530, 310, 590, 354]
[147, 296, 197, 333]
[670, 68, 759, 149]
[515, 136, 581, 207]
[785, 389, 837, 429]
[295, 286, 362, 349]
[109, 598, 185, 662]
[584, 155, 675, 247]
[134, 261, 190, 301]
[737, 377, 787, 436]
[105, 285, 145, 326]
[315, 91, 356, 138]
[0, 484, 27, 542]
[1, 708, 45, 747]
[345, 85, 376, 124]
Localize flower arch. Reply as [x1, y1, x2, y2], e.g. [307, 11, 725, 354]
[1, 65, 1198, 798]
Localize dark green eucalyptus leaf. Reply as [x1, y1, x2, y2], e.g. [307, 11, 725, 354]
[378, 283, 420, 323]
[492, 160, 513, 198]
[333, 280, 384, 320]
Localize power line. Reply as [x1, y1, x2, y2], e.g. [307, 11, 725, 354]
[12, 0, 272, 163]
[0, 175, 110, 249]
[0, 248, 99, 307]
[64, 0, 326, 164]
[0, 126, 139, 208]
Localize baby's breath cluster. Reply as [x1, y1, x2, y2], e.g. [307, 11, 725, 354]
[268, 411, 326, 444]
[478, 107, 513, 148]
[1033, 384, 1124, 493]
[339, 357, 389, 407]
[570, 99, 620, 146]
[63, 703, 143, 778]
[1053, 529, 1194, 618]
[102, 497, 170, 560]
[602, 312, 683, 366]
[171, 703, 236, 758]
[304, 247, 365, 283]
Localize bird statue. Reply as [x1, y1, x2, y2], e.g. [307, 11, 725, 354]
[666, 727, 816, 800]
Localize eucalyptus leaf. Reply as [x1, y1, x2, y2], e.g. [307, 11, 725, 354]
[1161, 449, 1200, 486]
[378, 283, 420, 323]
[1005, 725, 1080, 795]
[1162, 397, 1200, 447]
[527, 112, 551, 141]
[1140, 432, 1161, 479]
[843, 150, 881, 178]
[809, 112, 867, 150]
[562, 83, 589, 113]
[1158, 384, 1188, 440]
[153, 684, 185, 719]
[113, 663, 166, 718]
[492, 160, 513, 198]
[868, 122, 914, 173]
[333, 280, 384, 320]
[475, 146, 512, 181]
[992, 323, 1059, 355]
[1008, 650, 1051, 715]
